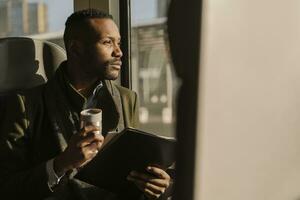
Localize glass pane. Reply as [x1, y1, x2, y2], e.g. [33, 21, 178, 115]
[0, 0, 73, 48]
[131, 0, 177, 137]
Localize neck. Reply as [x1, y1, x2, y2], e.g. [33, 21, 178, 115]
[66, 60, 99, 97]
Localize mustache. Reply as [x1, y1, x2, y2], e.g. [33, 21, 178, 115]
[109, 59, 122, 65]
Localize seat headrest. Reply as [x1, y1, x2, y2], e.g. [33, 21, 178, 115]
[0, 37, 66, 94]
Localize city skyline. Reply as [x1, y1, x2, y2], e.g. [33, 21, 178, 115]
[0, 0, 48, 36]
[26, 0, 160, 32]
[1, 0, 165, 35]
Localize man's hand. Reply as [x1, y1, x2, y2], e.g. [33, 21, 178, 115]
[127, 166, 171, 199]
[53, 126, 104, 176]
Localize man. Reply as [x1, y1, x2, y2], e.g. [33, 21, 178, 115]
[0, 9, 170, 200]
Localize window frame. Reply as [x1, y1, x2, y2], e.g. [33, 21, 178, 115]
[119, 0, 132, 89]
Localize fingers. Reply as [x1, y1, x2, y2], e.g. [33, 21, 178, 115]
[83, 141, 101, 153]
[144, 188, 162, 200]
[75, 143, 99, 162]
[74, 128, 104, 159]
[128, 171, 169, 188]
[146, 166, 170, 180]
[127, 176, 165, 196]
[80, 125, 101, 136]
[77, 137, 103, 160]
[77, 129, 104, 148]
[127, 167, 171, 199]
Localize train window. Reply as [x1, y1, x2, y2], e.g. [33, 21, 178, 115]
[130, 0, 177, 137]
[0, 0, 73, 48]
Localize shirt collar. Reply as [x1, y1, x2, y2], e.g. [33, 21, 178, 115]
[84, 81, 103, 109]
[56, 61, 102, 112]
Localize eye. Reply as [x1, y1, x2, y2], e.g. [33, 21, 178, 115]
[103, 39, 113, 45]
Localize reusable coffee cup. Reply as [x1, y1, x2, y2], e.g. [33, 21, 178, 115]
[80, 108, 102, 135]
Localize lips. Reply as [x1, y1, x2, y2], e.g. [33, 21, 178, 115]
[111, 61, 122, 66]
[110, 61, 122, 69]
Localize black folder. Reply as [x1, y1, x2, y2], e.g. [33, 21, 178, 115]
[75, 128, 176, 194]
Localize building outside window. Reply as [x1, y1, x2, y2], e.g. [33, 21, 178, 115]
[0, 0, 73, 48]
[131, 0, 177, 137]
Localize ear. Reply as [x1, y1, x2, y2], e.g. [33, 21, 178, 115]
[68, 40, 83, 57]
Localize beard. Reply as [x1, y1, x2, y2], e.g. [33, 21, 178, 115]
[102, 58, 122, 80]
[87, 58, 121, 80]
[103, 67, 120, 80]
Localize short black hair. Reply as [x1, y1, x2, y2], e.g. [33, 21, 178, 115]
[63, 9, 113, 49]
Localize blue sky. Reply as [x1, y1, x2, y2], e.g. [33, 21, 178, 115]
[28, 0, 73, 31]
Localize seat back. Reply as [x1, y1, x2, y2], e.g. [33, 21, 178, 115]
[0, 37, 66, 94]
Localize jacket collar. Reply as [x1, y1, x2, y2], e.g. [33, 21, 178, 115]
[52, 61, 121, 132]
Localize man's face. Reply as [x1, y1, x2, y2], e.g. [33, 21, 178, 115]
[77, 18, 123, 80]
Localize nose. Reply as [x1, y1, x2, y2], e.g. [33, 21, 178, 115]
[113, 44, 123, 58]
